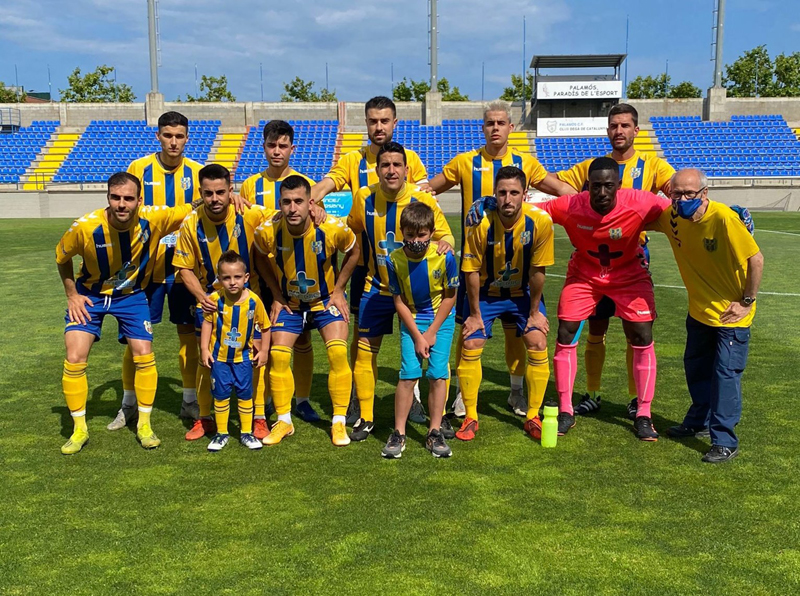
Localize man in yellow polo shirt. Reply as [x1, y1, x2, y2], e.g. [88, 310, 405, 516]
[647, 168, 763, 463]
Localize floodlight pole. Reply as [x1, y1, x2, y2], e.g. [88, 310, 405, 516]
[147, 0, 159, 93]
[429, 0, 438, 90]
[713, 0, 725, 88]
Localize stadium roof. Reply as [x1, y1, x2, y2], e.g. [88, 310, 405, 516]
[530, 54, 626, 69]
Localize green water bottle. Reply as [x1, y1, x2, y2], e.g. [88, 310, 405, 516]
[541, 402, 558, 448]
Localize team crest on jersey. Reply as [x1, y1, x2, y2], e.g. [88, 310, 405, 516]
[432, 269, 442, 279]
[312, 240, 324, 255]
[630, 167, 642, 180]
[704, 237, 717, 252]
[180, 176, 192, 191]
[247, 309, 255, 320]
[232, 223, 242, 239]
[609, 227, 623, 240]
[140, 228, 150, 244]
[144, 320, 153, 334]
[520, 231, 532, 246]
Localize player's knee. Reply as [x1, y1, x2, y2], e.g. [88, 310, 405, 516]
[557, 321, 580, 345]
[625, 323, 653, 346]
[463, 338, 486, 351]
[588, 318, 609, 335]
[525, 332, 547, 352]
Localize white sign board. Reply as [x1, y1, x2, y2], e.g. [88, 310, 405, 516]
[536, 80, 622, 99]
[537, 117, 608, 137]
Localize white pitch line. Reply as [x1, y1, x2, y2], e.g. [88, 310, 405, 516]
[757, 229, 800, 237]
[547, 273, 800, 297]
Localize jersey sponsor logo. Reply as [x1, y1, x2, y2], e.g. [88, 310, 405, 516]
[704, 237, 717, 252]
[144, 181, 160, 186]
[463, 252, 475, 259]
[95, 243, 114, 248]
[366, 210, 377, 216]
[636, 309, 651, 316]
[180, 176, 192, 190]
[289, 271, 320, 301]
[223, 326, 243, 349]
[160, 232, 177, 247]
[520, 231, 531, 246]
[609, 227, 623, 240]
[473, 166, 490, 172]
[312, 240, 324, 255]
[491, 262, 521, 289]
[578, 224, 593, 231]
[359, 168, 374, 175]
[107, 261, 137, 289]
[175, 249, 191, 258]
[630, 167, 642, 180]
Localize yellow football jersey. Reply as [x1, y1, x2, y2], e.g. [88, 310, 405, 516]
[56, 205, 192, 297]
[386, 243, 459, 320]
[254, 216, 356, 312]
[462, 203, 554, 298]
[441, 147, 548, 223]
[127, 154, 204, 285]
[646, 201, 760, 328]
[558, 150, 674, 194]
[204, 290, 269, 363]
[239, 169, 315, 209]
[326, 146, 428, 193]
[347, 183, 454, 297]
[173, 205, 275, 294]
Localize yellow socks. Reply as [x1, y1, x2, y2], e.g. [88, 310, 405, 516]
[196, 364, 213, 417]
[585, 333, 606, 393]
[293, 340, 314, 399]
[325, 339, 351, 418]
[215, 398, 231, 434]
[457, 347, 483, 421]
[178, 331, 198, 391]
[269, 346, 294, 416]
[354, 342, 379, 422]
[252, 365, 268, 417]
[239, 399, 254, 434]
[626, 339, 636, 396]
[133, 353, 158, 428]
[503, 326, 527, 378]
[525, 349, 550, 420]
[62, 360, 88, 431]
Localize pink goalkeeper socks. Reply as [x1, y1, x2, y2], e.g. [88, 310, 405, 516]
[632, 342, 657, 418]
[553, 342, 578, 414]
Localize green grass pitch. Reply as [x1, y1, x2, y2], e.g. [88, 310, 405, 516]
[1, 213, 799, 595]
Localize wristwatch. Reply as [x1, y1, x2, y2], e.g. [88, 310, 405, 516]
[742, 296, 756, 306]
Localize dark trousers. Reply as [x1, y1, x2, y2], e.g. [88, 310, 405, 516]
[683, 315, 751, 448]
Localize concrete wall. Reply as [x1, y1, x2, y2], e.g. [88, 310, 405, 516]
[627, 98, 705, 122]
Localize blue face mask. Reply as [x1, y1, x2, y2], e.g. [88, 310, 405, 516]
[675, 198, 703, 219]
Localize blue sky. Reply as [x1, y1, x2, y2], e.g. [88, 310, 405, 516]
[1, 0, 797, 101]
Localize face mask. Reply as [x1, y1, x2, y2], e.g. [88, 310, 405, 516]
[404, 239, 430, 254]
[676, 198, 703, 219]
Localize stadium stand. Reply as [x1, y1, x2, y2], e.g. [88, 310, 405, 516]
[52, 120, 219, 183]
[235, 120, 337, 182]
[0, 121, 59, 184]
[393, 119, 489, 174]
[651, 115, 800, 177]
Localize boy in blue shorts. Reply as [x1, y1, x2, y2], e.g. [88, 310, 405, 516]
[383, 202, 458, 458]
[200, 251, 270, 452]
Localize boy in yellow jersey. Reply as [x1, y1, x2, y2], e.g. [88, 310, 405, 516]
[109, 112, 205, 431]
[173, 164, 276, 442]
[346, 142, 454, 442]
[456, 166, 554, 442]
[311, 96, 429, 424]
[253, 176, 360, 446]
[647, 169, 763, 463]
[382, 202, 458, 458]
[57, 172, 200, 454]
[425, 101, 573, 419]
[240, 119, 319, 425]
[556, 103, 674, 419]
[201, 251, 270, 452]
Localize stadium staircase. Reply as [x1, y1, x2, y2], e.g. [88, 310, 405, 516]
[208, 129, 247, 176]
[337, 131, 367, 161]
[22, 127, 82, 190]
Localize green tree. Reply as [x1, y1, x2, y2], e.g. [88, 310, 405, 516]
[184, 75, 236, 102]
[773, 52, 800, 97]
[280, 76, 337, 102]
[0, 81, 25, 102]
[723, 45, 775, 97]
[60, 65, 135, 102]
[500, 73, 534, 101]
[392, 77, 467, 101]
[669, 81, 702, 98]
[627, 74, 671, 99]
